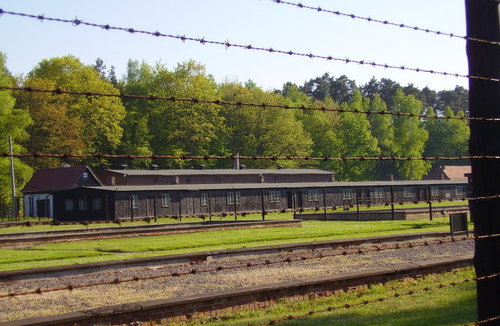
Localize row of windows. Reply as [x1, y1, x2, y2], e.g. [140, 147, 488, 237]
[65, 198, 101, 211]
[94, 186, 466, 211]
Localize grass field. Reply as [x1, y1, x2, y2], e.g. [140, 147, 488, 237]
[0, 216, 469, 271]
[170, 268, 477, 326]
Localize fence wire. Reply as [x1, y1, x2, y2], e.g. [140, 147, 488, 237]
[0, 9, 498, 82]
[271, 0, 500, 46]
[2, 85, 498, 122]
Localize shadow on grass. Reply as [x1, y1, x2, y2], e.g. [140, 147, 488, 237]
[278, 293, 476, 326]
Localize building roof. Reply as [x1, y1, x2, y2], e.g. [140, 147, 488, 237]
[423, 166, 471, 181]
[23, 166, 99, 193]
[104, 168, 334, 176]
[84, 179, 467, 192]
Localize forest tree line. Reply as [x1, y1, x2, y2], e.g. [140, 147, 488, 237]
[0, 54, 470, 203]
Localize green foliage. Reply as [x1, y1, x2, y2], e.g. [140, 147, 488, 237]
[1, 53, 470, 181]
[0, 53, 33, 204]
[392, 90, 431, 180]
[425, 107, 469, 167]
[329, 91, 379, 180]
[218, 81, 313, 168]
[120, 60, 223, 168]
[20, 55, 125, 167]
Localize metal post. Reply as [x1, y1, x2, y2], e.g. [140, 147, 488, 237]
[153, 192, 157, 220]
[233, 189, 237, 221]
[323, 187, 327, 221]
[129, 195, 133, 220]
[178, 192, 182, 222]
[356, 187, 360, 221]
[390, 185, 395, 221]
[208, 191, 212, 222]
[466, 0, 500, 322]
[8, 136, 17, 220]
[292, 189, 296, 219]
[105, 193, 109, 221]
[261, 188, 265, 220]
[427, 186, 433, 221]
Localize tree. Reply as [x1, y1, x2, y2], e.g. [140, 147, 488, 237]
[20, 56, 125, 167]
[367, 94, 397, 180]
[218, 81, 313, 168]
[16, 78, 85, 169]
[436, 86, 469, 115]
[0, 53, 33, 206]
[120, 60, 223, 168]
[425, 107, 469, 167]
[330, 91, 379, 180]
[392, 90, 430, 179]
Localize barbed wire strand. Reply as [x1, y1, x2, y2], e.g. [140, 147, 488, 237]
[263, 274, 498, 326]
[2, 152, 498, 162]
[0, 9, 498, 83]
[2, 85, 498, 122]
[271, 0, 500, 47]
[0, 236, 471, 298]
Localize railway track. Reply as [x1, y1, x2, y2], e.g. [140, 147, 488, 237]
[0, 234, 473, 325]
[0, 230, 462, 281]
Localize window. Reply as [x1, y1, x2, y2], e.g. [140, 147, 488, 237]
[92, 198, 102, 211]
[82, 171, 89, 180]
[227, 192, 241, 205]
[455, 186, 464, 196]
[342, 189, 353, 200]
[374, 188, 384, 199]
[307, 190, 319, 202]
[65, 199, 73, 211]
[78, 199, 86, 211]
[269, 191, 281, 203]
[131, 195, 138, 209]
[403, 187, 413, 198]
[201, 193, 209, 206]
[431, 186, 439, 197]
[161, 194, 170, 208]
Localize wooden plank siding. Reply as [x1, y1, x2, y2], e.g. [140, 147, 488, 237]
[50, 183, 468, 221]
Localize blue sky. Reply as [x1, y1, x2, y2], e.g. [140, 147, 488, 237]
[0, 0, 468, 91]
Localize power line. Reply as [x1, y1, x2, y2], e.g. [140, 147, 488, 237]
[1, 85, 495, 121]
[0, 9, 498, 83]
[271, 0, 500, 47]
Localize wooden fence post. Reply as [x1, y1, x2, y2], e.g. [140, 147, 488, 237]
[465, 0, 500, 323]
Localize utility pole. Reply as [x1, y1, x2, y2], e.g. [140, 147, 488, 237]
[465, 0, 500, 324]
[8, 136, 17, 220]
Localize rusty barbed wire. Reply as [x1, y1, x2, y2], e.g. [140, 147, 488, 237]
[264, 274, 491, 326]
[271, 0, 500, 47]
[0, 236, 471, 299]
[1, 85, 498, 122]
[1, 152, 497, 161]
[0, 9, 498, 83]
[474, 315, 500, 325]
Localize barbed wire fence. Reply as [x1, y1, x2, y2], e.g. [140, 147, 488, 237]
[0, 1, 498, 324]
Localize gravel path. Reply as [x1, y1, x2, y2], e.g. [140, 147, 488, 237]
[0, 237, 473, 322]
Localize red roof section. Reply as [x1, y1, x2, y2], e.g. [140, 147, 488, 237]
[423, 165, 471, 180]
[22, 166, 90, 193]
[442, 166, 471, 180]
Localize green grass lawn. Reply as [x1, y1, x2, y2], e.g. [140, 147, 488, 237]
[0, 217, 466, 271]
[170, 268, 477, 326]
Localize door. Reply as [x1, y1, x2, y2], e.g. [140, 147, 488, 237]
[287, 191, 294, 209]
[36, 199, 49, 217]
[146, 193, 155, 217]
